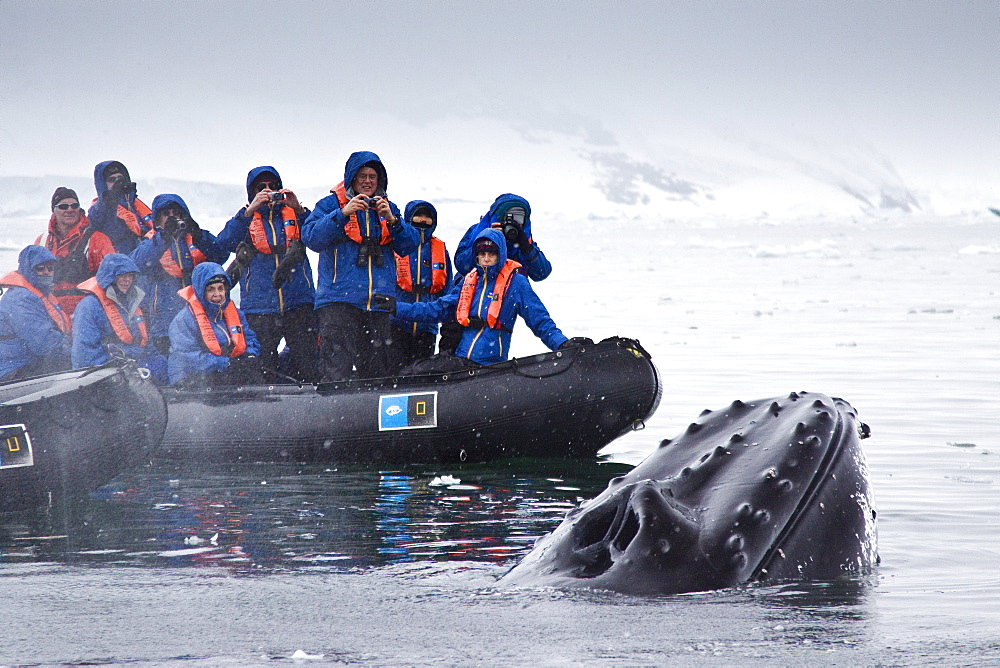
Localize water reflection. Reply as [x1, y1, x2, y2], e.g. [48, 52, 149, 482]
[0, 459, 629, 571]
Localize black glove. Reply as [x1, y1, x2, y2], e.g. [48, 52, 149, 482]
[272, 239, 306, 289]
[372, 294, 396, 314]
[186, 219, 202, 243]
[225, 241, 255, 284]
[559, 337, 594, 350]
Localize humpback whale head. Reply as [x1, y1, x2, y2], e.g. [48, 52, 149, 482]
[500, 392, 878, 595]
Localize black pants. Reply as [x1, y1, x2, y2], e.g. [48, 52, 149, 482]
[316, 302, 396, 382]
[246, 305, 318, 383]
[388, 325, 437, 371]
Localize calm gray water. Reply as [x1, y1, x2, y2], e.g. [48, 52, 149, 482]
[1, 215, 998, 666]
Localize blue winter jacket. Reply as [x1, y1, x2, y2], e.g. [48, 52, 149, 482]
[87, 160, 155, 254]
[167, 262, 260, 385]
[453, 194, 552, 281]
[395, 228, 567, 365]
[71, 253, 167, 381]
[0, 245, 70, 379]
[215, 166, 315, 314]
[302, 151, 419, 312]
[391, 200, 453, 337]
[130, 194, 227, 338]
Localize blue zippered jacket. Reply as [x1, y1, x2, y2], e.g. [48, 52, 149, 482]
[391, 200, 452, 336]
[0, 245, 70, 379]
[395, 228, 567, 365]
[71, 253, 167, 381]
[453, 194, 551, 280]
[302, 151, 419, 312]
[215, 166, 315, 314]
[87, 160, 154, 254]
[130, 194, 227, 338]
[167, 262, 260, 385]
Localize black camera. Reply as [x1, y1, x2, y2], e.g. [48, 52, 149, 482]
[500, 207, 527, 243]
[270, 192, 285, 202]
[363, 197, 381, 207]
[501, 215, 522, 242]
[122, 181, 137, 194]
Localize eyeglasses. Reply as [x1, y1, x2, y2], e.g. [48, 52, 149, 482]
[355, 173, 379, 183]
[55, 202, 81, 210]
[34, 264, 56, 274]
[254, 181, 281, 192]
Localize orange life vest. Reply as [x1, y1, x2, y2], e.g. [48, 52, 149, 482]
[0, 272, 71, 335]
[77, 277, 149, 347]
[248, 205, 300, 254]
[89, 197, 154, 238]
[176, 285, 247, 357]
[332, 182, 392, 245]
[455, 259, 521, 329]
[144, 230, 208, 281]
[395, 237, 447, 294]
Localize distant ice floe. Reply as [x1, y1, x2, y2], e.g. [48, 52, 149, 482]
[751, 240, 842, 259]
[959, 244, 1000, 255]
[429, 475, 461, 487]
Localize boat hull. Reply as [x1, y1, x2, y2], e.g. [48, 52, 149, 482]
[0, 365, 168, 512]
[159, 337, 662, 464]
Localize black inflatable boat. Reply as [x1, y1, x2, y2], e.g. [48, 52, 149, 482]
[0, 364, 168, 512]
[158, 337, 662, 464]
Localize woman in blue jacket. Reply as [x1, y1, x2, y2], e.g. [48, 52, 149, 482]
[379, 228, 583, 368]
[216, 166, 317, 382]
[71, 253, 167, 383]
[130, 194, 226, 356]
[302, 151, 419, 381]
[0, 245, 71, 380]
[389, 200, 452, 369]
[167, 262, 260, 386]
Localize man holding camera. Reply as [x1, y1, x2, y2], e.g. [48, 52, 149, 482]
[130, 194, 226, 356]
[87, 160, 155, 254]
[453, 194, 551, 280]
[216, 166, 317, 382]
[302, 151, 419, 381]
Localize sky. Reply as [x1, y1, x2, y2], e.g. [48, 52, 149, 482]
[1, 0, 998, 223]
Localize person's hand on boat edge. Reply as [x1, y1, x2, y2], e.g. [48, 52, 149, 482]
[559, 337, 594, 349]
[372, 294, 396, 314]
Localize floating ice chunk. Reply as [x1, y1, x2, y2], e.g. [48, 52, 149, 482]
[291, 649, 325, 661]
[429, 475, 461, 486]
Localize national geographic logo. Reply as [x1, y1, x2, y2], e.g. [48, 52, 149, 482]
[0, 424, 33, 469]
[378, 392, 438, 431]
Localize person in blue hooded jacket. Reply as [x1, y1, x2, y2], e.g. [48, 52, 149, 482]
[0, 245, 72, 380]
[71, 253, 168, 382]
[87, 160, 155, 254]
[376, 228, 589, 369]
[388, 200, 453, 369]
[453, 194, 551, 280]
[302, 151, 419, 381]
[167, 262, 261, 386]
[130, 194, 226, 356]
[216, 166, 317, 382]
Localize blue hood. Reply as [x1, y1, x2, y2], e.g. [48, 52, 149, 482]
[245, 165, 282, 200]
[17, 245, 57, 291]
[93, 160, 130, 198]
[95, 253, 140, 289]
[190, 262, 231, 308]
[473, 227, 508, 279]
[404, 199, 439, 237]
[151, 194, 192, 228]
[485, 194, 532, 228]
[344, 151, 387, 198]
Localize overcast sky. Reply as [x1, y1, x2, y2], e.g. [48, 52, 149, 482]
[2, 0, 997, 220]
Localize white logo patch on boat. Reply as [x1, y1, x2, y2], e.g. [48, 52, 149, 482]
[0, 424, 33, 469]
[379, 392, 438, 431]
